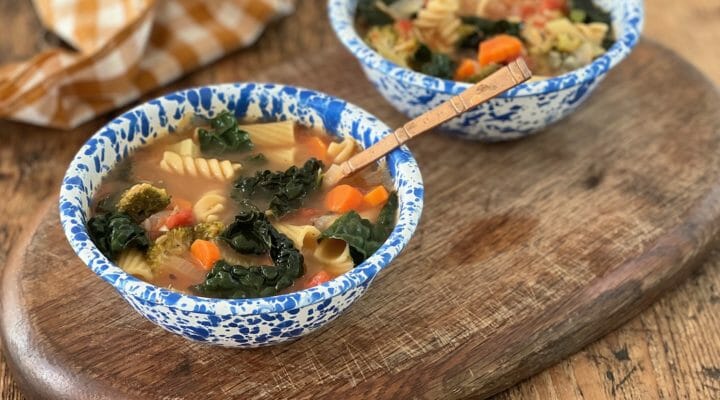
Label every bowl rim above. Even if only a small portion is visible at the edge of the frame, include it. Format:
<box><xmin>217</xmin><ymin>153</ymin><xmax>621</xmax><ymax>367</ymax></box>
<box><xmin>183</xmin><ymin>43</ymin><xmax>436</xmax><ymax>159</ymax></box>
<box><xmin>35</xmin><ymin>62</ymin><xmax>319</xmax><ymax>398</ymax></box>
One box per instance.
<box><xmin>328</xmin><ymin>0</ymin><xmax>644</xmax><ymax>97</ymax></box>
<box><xmin>59</xmin><ymin>82</ymin><xmax>424</xmax><ymax>316</ymax></box>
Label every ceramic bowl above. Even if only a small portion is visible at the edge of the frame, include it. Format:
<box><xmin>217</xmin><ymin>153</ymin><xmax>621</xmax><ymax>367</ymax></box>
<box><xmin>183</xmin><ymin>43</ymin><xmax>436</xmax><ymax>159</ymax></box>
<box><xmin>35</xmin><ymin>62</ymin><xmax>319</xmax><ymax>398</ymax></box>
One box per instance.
<box><xmin>59</xmin><ymin>83</ymin><xmax>423</xmax><ymax>347</ymax></box>
<box><xmin>329</xmin><ymin>0</ymin><xmax>644</xmax><ymax>141</ymax></box>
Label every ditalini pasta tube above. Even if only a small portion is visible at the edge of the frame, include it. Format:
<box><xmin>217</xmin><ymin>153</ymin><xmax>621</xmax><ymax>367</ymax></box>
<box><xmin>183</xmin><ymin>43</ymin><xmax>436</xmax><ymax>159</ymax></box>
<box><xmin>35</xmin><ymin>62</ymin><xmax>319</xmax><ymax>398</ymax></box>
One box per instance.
<box><xmin>314</xmin><ymin>238</ymin><xmax>354</xmax><ymax>275</ymax></box>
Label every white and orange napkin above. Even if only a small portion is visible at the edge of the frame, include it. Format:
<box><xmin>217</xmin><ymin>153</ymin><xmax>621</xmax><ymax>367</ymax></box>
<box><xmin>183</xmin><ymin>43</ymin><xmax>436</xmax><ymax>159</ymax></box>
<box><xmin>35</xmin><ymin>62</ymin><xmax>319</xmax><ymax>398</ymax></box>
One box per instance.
<box><xmin>0</xmin><ymin>0</ymin><xmax>295</xmax><ymax>128</ymax></box>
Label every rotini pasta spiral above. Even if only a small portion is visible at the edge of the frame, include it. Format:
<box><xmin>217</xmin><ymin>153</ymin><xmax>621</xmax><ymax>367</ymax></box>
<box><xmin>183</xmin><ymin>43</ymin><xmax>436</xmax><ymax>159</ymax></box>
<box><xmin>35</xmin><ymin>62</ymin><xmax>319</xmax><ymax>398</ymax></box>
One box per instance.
<box><xmin>193</xmin><ymin>190</ymin><xmax>227</xmax><ymax>222</ymax></box>
<box><xmin>160</xmin><ymin>151</ymin><xmax>241</xmax><ymax>181</ymax></box>
<box><xmin>414</xmin><ymin>0</ymin><xmax>461</xmax><ymax>53</ymax></box>
<box><xmin>327</xmin><ymin>136</ymin><xmax>359</xmax><ymax>165</ymax></box>
<box><xmin>116</xmin><ymin>249</ymin><xmax>154</xmax><ymax>281</ymax></box>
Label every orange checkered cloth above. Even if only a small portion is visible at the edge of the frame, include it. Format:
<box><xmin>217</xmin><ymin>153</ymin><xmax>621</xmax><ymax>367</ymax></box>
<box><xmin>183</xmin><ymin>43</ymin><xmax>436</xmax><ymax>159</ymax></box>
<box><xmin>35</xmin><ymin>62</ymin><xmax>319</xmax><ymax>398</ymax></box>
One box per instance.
<box><xmin>0</xmin><ymin>0</ymin><xmax>295</xmax><ymax>129</ymax></box>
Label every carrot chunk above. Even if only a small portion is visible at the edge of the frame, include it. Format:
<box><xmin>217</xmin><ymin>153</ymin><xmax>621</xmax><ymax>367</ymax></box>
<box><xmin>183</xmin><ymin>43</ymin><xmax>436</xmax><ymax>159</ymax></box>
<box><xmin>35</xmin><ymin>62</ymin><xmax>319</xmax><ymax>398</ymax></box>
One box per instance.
<box><xmin>363</xmin><ymin>185</ymin><xmax>390</xmax><ymax>208</ymax></box>
<box><xmin>454</xmin><ymin>58</ymin><xmax>480</xmax><ymax>81</ymax></box>
<box><xmin>302</xmin><ymin>136</ymin><xmax>329</xmax><ymax>164</ymax></box>
<box><xmin>190</xmin><ymin>239</ymin><xmax>221</xmax><ymax>270</ymax></box>
<box><xmin>478</xmin><ymin>34</ymin><xmax>525</xmax><ymax>66</ymax></box>
<box><xmin>324</xmin><ymin>184</ymin><xmax>364</xmax><ymax>213</ymax></box>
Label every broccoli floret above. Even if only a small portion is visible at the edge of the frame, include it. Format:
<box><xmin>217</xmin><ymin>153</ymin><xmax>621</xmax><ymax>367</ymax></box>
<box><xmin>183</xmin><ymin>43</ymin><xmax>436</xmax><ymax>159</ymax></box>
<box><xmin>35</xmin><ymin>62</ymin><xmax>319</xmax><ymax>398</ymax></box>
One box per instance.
<box><xmin>147</xmin><ymin>227</ymin><xmax>194</xmax><ymax>268</ymax></box>
<box><xmin>116</xmin><ymin>183</ymin><xmax>171</xmax><ymax>222</ymax></box>
<box><xmin>194</xmin><ymin>221</ymin><xmax>225</xmax><ymax>241</ymax></box>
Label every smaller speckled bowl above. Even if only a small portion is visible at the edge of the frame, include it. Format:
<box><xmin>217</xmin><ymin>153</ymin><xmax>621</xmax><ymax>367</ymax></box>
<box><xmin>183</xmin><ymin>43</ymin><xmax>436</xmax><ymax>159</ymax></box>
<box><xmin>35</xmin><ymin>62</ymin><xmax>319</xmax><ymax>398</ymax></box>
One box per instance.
<box><xmin>329</xmin><ymin>0</ymin><xmax>644</xmax><ymax>141</ymax></box>
<box><xmin>59</xmin><ymin>83</ymin><xmax>423</xmax><ymax>347</ymax></box>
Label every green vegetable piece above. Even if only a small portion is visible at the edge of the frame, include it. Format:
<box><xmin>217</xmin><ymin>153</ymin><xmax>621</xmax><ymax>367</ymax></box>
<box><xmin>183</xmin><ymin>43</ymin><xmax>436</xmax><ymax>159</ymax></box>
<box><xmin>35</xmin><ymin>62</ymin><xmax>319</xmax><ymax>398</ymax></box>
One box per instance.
<box><xmin>357</xmin><ymin>0</ymin><xmax>396</xmax><ymax>26</ymax></box>
<box><xmin>245</xmin><ymin>153</ymin><xmax>268</xmax><ymax>165</ymax></box>
<box><xmin>459</xmin><ymin>17</ymin><xmax>522</xmax><ymax>49</ymax></box>
<box><xmin>219</xmin><ymin>205</ymin><xmax>272</xmax><ymax>255</ymax></box>
<box><xmin>194</xmin><ymin>212</ymin><xmax>305</xmax><ymax>299</ymax></box>
<box><xmin>569</xmin><ymin>9</ymin><xmax>587</xmax><ymax>23</ymax></box>
<box><xmin>319</xmin><ymin>192</ymin><xmax>398</xmax><ymax>264</ymax></box>
<box><xmin>116</xmin><ymin>183</ymin><xmax>171</xmax><ymax>222</ymax></box>
<box><xmin>147</xmin><ymin>227</ymin><xmax>194</xmax><ymax>268</ymax></box>
<box><xmin>411</xmin><ymin>45</ymin><xmax>456</xmax><ymax>80</ymax></box>
<box><xmin>193</xmin><ymin>221</ymin><xmax>225</xmax><ymax>241</ymax></box>
<box><xmin>232</xmin><ymin>158</ymin><xmax>324</xmax><ymax>217</ymax></box>
<box><xmin>569</xmin><ymin>0</ymin><xmax>611</xmax><ymax>24</ymax></box>
<box><xmin>197</xmin><ymin>111</ymin><xmax>254</xmax><ymax>156</ymax></box>
<box><xmin>87</xmin><ymin>212</ymin><xmax>150</xmax><ymax>261</ymax></box>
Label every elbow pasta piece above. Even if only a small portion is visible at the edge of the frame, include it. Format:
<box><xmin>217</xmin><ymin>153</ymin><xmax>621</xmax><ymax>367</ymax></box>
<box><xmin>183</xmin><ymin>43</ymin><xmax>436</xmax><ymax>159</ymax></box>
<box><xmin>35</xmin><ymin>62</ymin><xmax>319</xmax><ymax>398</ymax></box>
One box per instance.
<box><xmin>327</xmin><ymin>136</ymin><xmax>359</xmax><ymax>165</ymax></box>
<box><xmin>160</xmin><ymin>151</ymin><xmax>241</xmax><ymax>181</ymax></box>
<box><xmin>273</xmin><ymin>223</ymin><xmax>321</xmax><ymax>251</ymax></box>
<box><xmin>242</xmin><ymin>121</ymin><xmax>296</xmax><ymax>147</ymax></box>
<box><xmin>116</xmin><ymin>250</ymin><xmax>154</xmax><ymax>281</ymax></box>
<box><xmin>314</xmin><ymin>239</ymin><xmax>354</xmax><ymax>275</ymax></box>
<box><xmin>193</xmin><ymin>190</ymin><xmax>227</xmax><ymax>222</ymax></box>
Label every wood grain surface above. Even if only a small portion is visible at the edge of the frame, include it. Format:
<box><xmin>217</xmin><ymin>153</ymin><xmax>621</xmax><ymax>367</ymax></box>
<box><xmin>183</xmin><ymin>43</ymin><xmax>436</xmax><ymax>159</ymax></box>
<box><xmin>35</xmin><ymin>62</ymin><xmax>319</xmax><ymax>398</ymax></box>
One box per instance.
<box><xmin>3</xmin><ymin>40</ymin><xmax>720</xmax><ymax>400</ymax></box>
<box><xmin>1</xmin><ymin>0</ymin><xmax>719</xmax><ymax>399</ymax></box>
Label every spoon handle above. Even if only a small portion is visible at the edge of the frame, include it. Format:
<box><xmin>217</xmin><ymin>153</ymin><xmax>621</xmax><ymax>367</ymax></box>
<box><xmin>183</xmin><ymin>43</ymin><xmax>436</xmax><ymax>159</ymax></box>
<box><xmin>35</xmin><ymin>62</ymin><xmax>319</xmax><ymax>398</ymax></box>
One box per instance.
<box><xmin>329</xmin><ymin>58</ymin><xmax>532</xmax><ymax>182</ymax></box>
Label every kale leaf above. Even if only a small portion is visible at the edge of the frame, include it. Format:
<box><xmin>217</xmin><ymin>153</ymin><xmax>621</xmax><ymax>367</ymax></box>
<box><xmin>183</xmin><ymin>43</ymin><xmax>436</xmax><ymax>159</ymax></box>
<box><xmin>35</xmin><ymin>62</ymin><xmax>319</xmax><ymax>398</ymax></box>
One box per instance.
<box><xmin>219</xmin><ymin>205</ymin><xmax>273</xmax><ymax>255</ymax></box>
<box><xmin>87</xmin><ymin>212</ymin><xmax>150</xmax><ymax>261</ymax></box>
<box><xmin>197</xmin><ymin>111</ymin><xmax>254</xmax><ymax>156</ymax></box>
<box><xmin>411</xmin><ymin>44</ymin><xmax>456</xmax><ymax>80</ymax></box>
<box><xmin>357</xmin><ymin>0</ymin><xmax>396</xmax><ymax>26</ymax></box>
<box><xmin>569</xmin><ymin>0</ymin><xmax>615</xmax><ymax>49</ymax></box>
<box><xmin>232</xmin><ymin>158</ymin><xmax>324</xmax><ymax>217</ymax></box>
<box><xmin>244</xmin><ymin>153</ymin><xmax>268</xmax><ymax>165</ymax></box>
<box><xmin>195</xmin><ymin>207</ymin><xmax>305</xmax><ymax>298</ymax></box>
<box><xmin>319</xmin><ymin>191</ymin><xmax>398</xmax><ymax>264</ymax></box>
<box><xmin>459</xmin><ymin>17</ymin><xmax>522</xmax><ymax>49</ymax></box>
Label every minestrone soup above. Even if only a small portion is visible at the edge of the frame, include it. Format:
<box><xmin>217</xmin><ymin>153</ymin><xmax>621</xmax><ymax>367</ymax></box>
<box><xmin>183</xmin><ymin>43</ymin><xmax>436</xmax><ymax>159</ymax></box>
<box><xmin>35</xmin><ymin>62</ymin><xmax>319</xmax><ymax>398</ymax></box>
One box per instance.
<box><xmin>87</xmin><ymin>111</ymin><xmax>397</xmax><ymax>299</ymax></box>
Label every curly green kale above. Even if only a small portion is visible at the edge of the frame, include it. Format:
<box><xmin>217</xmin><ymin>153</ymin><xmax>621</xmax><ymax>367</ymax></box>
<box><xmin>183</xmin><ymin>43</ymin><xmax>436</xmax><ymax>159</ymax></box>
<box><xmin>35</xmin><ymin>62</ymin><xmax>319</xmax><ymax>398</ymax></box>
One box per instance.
<box><xmin>87</xmin><ymin>212</ymin><xmax>150</xmax><ymax>261</ymax></box>
<box><xmin>319</xmin><ymin>191</ymin><xmax>398</xmax><ymax>264</ymax></box>
<box><xmin>459</xmin><ymin>17</ymin><xmax>522</xmax><ymax>50</ymax></box>
<box><xmin>232</xmin><ymin>158</ymin><xmax>324</xmax><ymax>217</ymax></box>
<box><xmin>116</xmin><ymin>183</ymin><xmax>171</xmax><ymax>222</ymax></box>
<box><xmin>411</xmin><ymin>44</ymin><xmax>456</xmax><ymax>80</ymax></box>
<box><xmin>194</xmin><ymin>206</ymin><xmax>304</xmax><ymax>298</ymax></box>
<box><xmin>218</xmin><ymin>206</ymin><xmax>272</xmax><ymax>255</ymax></box>
<box><xmin>197</xmin><ymin>111</ymin><xmax>254</xmax><ymax>156</ymax></box>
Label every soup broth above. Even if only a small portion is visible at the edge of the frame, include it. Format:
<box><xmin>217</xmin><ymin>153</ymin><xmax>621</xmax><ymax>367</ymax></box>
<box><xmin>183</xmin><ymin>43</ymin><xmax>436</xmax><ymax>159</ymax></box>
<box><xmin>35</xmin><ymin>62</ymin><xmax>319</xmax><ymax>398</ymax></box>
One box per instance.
<box><xmin>88</xmin><ymin>112</ymin><xmax>396</xmax><ymax>299</ymax></box>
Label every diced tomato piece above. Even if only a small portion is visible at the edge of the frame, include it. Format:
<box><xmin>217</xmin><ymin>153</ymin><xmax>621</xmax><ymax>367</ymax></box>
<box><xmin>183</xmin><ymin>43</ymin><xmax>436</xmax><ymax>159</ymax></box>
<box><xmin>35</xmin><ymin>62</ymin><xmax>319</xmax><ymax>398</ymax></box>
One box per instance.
<box><xmin>542</xmin><ymin>0</ymin><xmax>566</xmax><ymax>11</ymax></box>
<box><xmin>305</xmin><ymin>271</ymin><xmax>332</xmax><ymax>288</ymax></box>
<box><xmin>165</xmin><ymin>209</ymin><xmax>195</xmax><ymax>229</ymax></box>
<box><xmin>395</xmin><ymin>19</ymin><xmax>413</xmax><ymax>35</ymax></box>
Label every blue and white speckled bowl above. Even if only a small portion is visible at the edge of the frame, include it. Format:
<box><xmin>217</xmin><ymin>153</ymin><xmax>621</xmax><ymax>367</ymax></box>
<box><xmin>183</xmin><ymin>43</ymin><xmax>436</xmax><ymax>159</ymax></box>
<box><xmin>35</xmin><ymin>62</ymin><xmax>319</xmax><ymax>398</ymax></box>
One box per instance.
<box><xmin>59</xmin><ymin>83</ymin><xmax>423</xmax><ymax>347</ymax></box>
<box><xmin>329</xmin><ymin>0</ymin><xmax>644</xmax><ymax>140</ymax></box>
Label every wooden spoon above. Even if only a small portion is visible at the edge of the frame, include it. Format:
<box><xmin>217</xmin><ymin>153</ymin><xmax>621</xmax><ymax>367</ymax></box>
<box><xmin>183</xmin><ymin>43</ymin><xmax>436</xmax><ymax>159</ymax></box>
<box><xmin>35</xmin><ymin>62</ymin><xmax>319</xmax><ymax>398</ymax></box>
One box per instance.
<box><xmin>322</xmin><ymin>58</ymin><xmax>532</xmax><ymax>188</ymax></box>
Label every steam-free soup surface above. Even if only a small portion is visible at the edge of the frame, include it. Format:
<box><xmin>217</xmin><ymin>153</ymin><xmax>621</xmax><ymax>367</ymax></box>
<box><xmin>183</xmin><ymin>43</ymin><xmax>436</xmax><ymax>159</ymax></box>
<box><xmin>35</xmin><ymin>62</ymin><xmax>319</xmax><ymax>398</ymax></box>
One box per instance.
<box><xmin>88</xmin><ymin>112</ymin><xmax>397</xmax><ymax>298</ymax></box>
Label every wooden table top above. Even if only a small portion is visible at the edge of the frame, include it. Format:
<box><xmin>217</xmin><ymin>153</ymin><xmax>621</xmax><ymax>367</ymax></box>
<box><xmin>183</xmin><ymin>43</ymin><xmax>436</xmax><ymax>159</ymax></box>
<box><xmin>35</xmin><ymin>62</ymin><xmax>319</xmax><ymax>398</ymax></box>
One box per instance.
<box><xmin>1</xmin><ymin>1</ymin><xmax>719</xmax><ymax>399</ymax></box>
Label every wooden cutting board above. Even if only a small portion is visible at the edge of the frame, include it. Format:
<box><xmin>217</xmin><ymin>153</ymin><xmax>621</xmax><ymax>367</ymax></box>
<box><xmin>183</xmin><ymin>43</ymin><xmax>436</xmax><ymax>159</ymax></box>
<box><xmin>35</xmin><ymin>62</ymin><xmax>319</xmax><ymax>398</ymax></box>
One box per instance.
<box><xmin>3</xmin><ymin>40</ymin><xmax>720</xmax><ymax>400</ymax></box>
